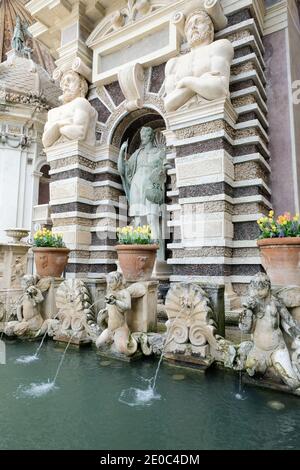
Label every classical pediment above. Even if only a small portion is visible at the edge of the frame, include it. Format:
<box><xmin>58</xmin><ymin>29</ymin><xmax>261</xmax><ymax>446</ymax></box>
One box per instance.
<box><xmin>86</xmin><ymin>1</ymin><xmax>170</xmax><ymax>47</ymax></box>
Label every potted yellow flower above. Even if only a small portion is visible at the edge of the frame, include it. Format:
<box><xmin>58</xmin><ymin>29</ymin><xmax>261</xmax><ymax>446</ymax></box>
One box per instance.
<box><xmin>257</xmin><ymin>211</ymin><xmax>300</xmax><ymax>286</ymax></box>
<box><xmin>32</xmin><ymin>228</ymin><xmax>70</xmax><ymax>278</ymax></box>
<box><xmin>116</xmin><ymin>225</ymin><xmax>158</xmax><ymax>281</ymax></box>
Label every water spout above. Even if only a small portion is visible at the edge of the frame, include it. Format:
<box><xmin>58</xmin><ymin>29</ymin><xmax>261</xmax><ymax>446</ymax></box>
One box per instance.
<box><xmin>16</xmin><ymin>335</ymin><xmax>74</xmax><ymax>399</ymax></box>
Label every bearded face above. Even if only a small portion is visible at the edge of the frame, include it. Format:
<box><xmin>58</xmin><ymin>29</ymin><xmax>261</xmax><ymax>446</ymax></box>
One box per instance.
<box><xmin>60</xmin><ymin>72</ymin><xmax>82</xmax><ymax>104</ymax></box>
<box><xmin>185</xmin><ymin>11</ymin><xmax>214</xmax><ymax>48</ymax></box>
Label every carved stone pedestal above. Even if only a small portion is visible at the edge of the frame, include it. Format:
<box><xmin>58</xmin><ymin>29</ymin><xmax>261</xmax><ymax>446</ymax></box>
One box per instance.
<box><xmin>96</xmin><ymin>348</ymin><xmax>143</xmax><ymax>363</ymax></box>
<box><xmin>164</xmin><ymin>352</ymin><xmax>214</xmax><ymax>371</ymax></box>
<box><xmin>126</xmin><ymin>280</ymin><xmax>158</xmax><ymax>333</ymax></box>
<box><xmin>0</xmin><ymin>243</ymin><xmax>31</xmax><ymax>290</ymax></box>
<box><xmin>43</xmin><ymin>278</ymin><xmax>64</xmax><ymax>320</ymax></box>
<box><xmin>53</xmin><ymin>335</ymin><xmax>92</xmax><ymax>347</ymax></box>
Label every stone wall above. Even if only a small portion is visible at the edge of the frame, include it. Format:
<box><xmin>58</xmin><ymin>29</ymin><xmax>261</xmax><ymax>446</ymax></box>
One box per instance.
<box><xmin>47</xmin><ymin>2</ymin><xmax>270</xmax><ymax>296</ymax></box>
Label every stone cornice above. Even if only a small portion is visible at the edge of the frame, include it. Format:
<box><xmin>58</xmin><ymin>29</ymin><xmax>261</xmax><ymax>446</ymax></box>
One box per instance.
<box><xmin>264</xmin><ymin>0</ymin><xmax>288</xmax><ymax>36</ymax></box>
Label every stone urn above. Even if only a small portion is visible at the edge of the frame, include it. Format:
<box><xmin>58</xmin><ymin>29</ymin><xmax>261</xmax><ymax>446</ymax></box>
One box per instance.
<box><xmin>32</xmin><ymin>247</ymin><xmax>70</xmax><ymax>278</ymax></box>
<box><xmin>257</xmin><ymin>238</ymin><xmax>300</xmax><ymax>286</ymax></box>
<box><xmin>5</xmin><ymin>228</ymin><xmax>29</xmax><ymax>243</ymax></box>
<box><xmin>116</xmin><ymin>244</ymin><xmax>158</xmax><ymax>282</ymax></box>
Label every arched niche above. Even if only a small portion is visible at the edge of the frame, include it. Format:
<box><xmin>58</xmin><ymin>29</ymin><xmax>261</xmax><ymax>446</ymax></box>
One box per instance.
<box><xmin>110</xmin><ymin>107</ymin><xmax>173</xmax><ymax>280</ymax></box>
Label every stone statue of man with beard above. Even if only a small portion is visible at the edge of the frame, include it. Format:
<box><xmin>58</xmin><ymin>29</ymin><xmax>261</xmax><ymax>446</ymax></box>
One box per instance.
<box><xmin>42</xmin><ymin>70</ymin><xmax>97</xmax><ymax>148</ymax></box>
<box><xmin>164</xmin><ymin>9</ymin><xmax>234</xmax><ymax>112</ymax></box>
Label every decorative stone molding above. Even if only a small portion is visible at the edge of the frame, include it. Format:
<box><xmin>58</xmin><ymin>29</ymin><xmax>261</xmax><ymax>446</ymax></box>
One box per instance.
<box><xmin>118</xmin><ymin>63</ymin><xmax>145</xmax><ymax>111</ymax></box>
<box><xmin>86</xmin><ymin>0</ymin><xmax>228</xmax><ymax>86</ymax></box>
<box><xmin>111</xmin><ymin>0</ymin><xmax>153</xmax><ymax>31</ymax></box>
<box><xmin>165</xmin><ymin>97</ymin><xmax>237</xmax><ymax>130</ymax></box>
<box><xmin>264</xmin><ymin>0</ymin><xmax>288</xmax><ymax>36</ymax></box>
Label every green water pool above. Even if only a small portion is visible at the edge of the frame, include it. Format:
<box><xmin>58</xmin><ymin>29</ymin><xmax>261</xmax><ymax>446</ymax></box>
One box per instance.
<box><xmin>0</xmin><ymin>339</ymin><xmax>299</xmax><ymax>450</ymax></box>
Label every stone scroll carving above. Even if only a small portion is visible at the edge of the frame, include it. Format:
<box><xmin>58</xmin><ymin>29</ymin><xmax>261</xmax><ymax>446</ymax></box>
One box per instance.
<box><xmin>118</xmin><ymin>63</ymin><xmax>145</xmax><ymax>111</ymax></box>
<box><xmin>42</xmin><ymin>70</ymin><xmax>97</xmax><ymax>148</ymax></box>
<box><xmin>239</xmin><ymin>273</ymin><xmax>300</xmax><ymax>394</ymax></box>
<box><xmin>164</xmin><ymin>3</ymin><xmax>233</xmax><ymax>113</ymax></box>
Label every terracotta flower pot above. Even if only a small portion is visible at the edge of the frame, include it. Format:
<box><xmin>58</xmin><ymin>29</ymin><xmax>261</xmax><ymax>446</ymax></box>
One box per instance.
<box><xmin>33</xmin><ymin>247</ymin><xmax>70</xmax><ymax>278</ymax></box>
<box><xmin>257</xmin><ymin>237</ymin><xmax>300</xmax><ymax>286</ymax></box>
<box><xmin>116</xmin><ymin>244</ymin><xmax>159</xmax><ymax>282</ymax></box>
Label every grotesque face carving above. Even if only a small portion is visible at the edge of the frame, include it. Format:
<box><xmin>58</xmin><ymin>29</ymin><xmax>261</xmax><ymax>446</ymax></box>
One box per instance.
<box><xmin>60</xmin><ymin>71</ymin><xmax>88</xmax><ymax>104</ymax></box>
<box><xmin>184</xmin><ymin>10</ymin><xmax>214</xmax><ymax>48</ymax></box>
<box><xmin>140</xmin><ymin>126</ymin><xmax>154</xmax><ymax>146</ymax></box>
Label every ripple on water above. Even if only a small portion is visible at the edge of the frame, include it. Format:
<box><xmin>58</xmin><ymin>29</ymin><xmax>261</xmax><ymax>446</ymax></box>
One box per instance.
<box><xmin>15</xmin><ymin>381</ymin><xmax>58</xmax><ymax>399</ymax></box>
<box><xmin>119</xmin><ymin>386</ymin><xmax>161</xmax><ymax>407</ymax></box>
<box><xmin>268</xmin><ymin>400</ymin><xmax>286</xmax><ymax>411</ymax></box>
<box><xmin>15</xmin><ymin>355</ymin><xmax>39</xmax><ymax>364</ymax></box>
<box><xmin>172</xmin><ymin>374</ymin><xmax>186</xmax><ymax>381</ymax></box>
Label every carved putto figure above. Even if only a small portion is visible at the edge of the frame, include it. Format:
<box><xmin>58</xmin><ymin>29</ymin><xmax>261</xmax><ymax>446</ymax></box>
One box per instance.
<box><xmin>4</xmin><ymin>276</ymin><xmax>52</xmax><ymax>337</ymax></box>
<box><xmin>164</xmin><ymin>9</ymin><xmax>234</xmax><ymax>112</ymax></box>
<box><xmin>118</xmin><ymin>127</ymin><xmax>168</xmax><ymax>251</ymax></box>
<box><xmin>42</xmin><ymin>70</ymin><xmax>97</xmax><ymax>148</ymax></box>
<box><xmin>239</xmin><ymin>273</ymin><xmax>300</xmax><ymax>393</ymax></box>
<box><xmin>96</xmin><ymin>272</ymin><xmax>138</xmax><ymax>356</ymax></box>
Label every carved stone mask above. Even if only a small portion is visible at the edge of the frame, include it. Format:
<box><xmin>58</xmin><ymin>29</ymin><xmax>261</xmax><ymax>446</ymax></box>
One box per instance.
<box><xmin>184</xmin><ymin>10</ymin><xmax>214</xmax><ymax>48</ymax></box>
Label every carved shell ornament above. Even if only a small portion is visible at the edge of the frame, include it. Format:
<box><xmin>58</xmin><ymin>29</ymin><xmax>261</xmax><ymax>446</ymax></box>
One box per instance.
<box><xmin>165</xmin><ymin>283</ymin><xmax>214</xmax><ymax>325</ymax></box>
<box><xmin>56</xmin><ymin>280</ymin><xmax>96</xmax><ymax>334</ymax></box>
<box><xmin>165</xmin><ymin>283</ymin><xmax>217</xmax><ymax>350</ymax></box>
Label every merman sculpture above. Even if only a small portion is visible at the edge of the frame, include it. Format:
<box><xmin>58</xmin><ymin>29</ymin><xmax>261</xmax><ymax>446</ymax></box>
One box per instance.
<box><xmin>239</xmin><ymin>273</ymin><xmax>300</xmax><ymax>393</ymax></box>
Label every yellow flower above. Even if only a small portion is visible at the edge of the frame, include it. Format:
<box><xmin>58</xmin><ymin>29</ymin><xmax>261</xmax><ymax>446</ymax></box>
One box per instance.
<box><xmin>293</xmin><ymin>214</ymin><xmax>299</xmax><ymax>222</ymax></box>
<box><xmin>269</xmin><ymin>210</ymin><xmax>274</xmax><ymax>218</ymax></box>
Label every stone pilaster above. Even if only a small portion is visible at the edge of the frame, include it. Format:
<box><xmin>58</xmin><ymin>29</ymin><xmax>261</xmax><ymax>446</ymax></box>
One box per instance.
<box><xmin>166</xmin><ymin>99</ymin><xmax>237</xmax><ymax>289</ymax></box>
<box><xmin>164</xmin><ymin>4</ymin><xmax>270</xmax><ymax>295</ymax></box>
<box><xmin>47</xmin><ymin>140</ymin><xmax>126</xmax><ymax>279</ymax></box>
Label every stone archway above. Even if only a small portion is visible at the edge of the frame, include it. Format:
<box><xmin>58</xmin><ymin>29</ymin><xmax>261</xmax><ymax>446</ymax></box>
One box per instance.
<box><xmin>110</xmin><ymin>107</ymin><xmax>166</xmax><ymax>152</ymax></box>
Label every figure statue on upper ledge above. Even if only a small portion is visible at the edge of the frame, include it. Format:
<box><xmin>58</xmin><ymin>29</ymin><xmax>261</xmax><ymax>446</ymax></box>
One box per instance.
<box><xmin>11</xmin><ymin>16</ymin><xmax>25</xmax><ymax>53</ymax></box>
<box><xmin>164</xmin><ymin>9</ymin><xmax>234</xmax><ymax>113</ymax></box>
<box><xmin>239</xmin><ymin>273</ymin><xmax>300</xmax><ymax>393</ymax></box>
<box><xmin>42</xmin><ymin>70</ymin><xmax>97</xmax><ymax>148</ymax></box>
<box><xmin>118</xmin><ymin>127</ymin><xmax>169</xmax><ymax>258</ymax></box>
